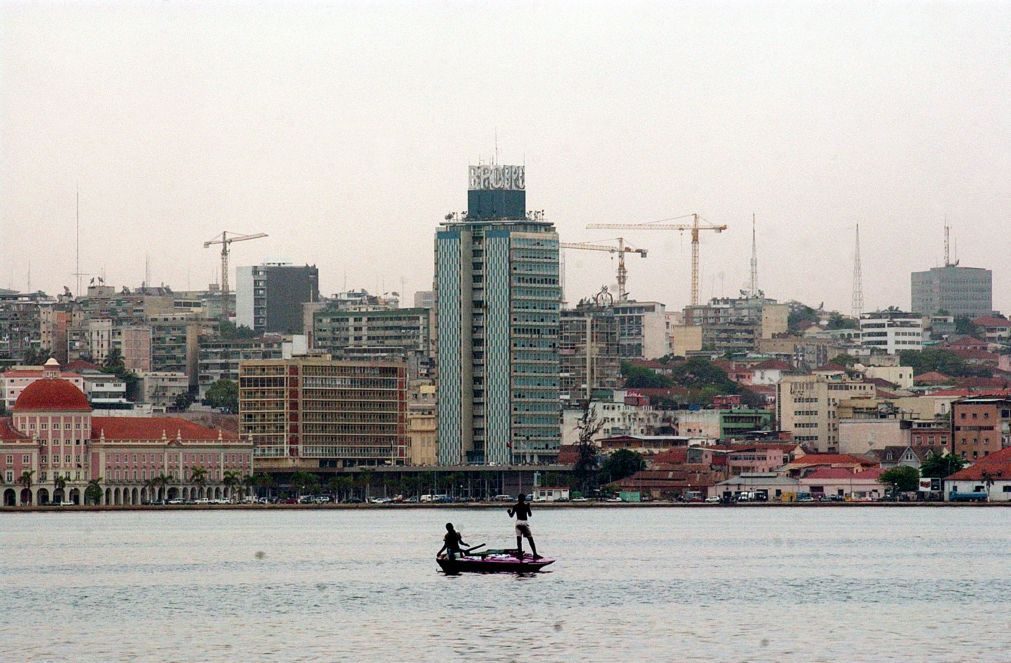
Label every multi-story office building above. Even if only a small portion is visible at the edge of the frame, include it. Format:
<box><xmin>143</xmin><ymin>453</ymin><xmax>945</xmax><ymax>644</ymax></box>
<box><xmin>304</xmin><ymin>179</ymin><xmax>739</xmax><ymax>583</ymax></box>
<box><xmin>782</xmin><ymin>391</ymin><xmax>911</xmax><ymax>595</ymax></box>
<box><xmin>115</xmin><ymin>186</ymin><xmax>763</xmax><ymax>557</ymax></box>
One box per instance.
<box><xmin>859</xmin><ymin>310</ymin><xmax>926</xmax><ymax>355</ymax></box>
<box><xmin>911</xmin><ymin>265</ymin><xmax>992</xmax><ymax>318</ymax></box>
<box><xmin>776</xmin><ymin>374</ymin><xmax>876</xmax><ymax>452</ymax></box>
<box><xmin>198</xmin><ymin>334</ymin><xmax>285</xmax><ymax>391</ymax></box>
<box><xmin>0</xmin><ymin>290</ymin><xmax>48</xmax><ymax>367</ymax></box>
<box><xmin>435</xmin><ymin>164</ymin><xmax>560</xmax><ymax>465</ymax></box>
<box><xmin>406</xmin><ymin>381</ymin><xmax>437</xmax><ymax>466</ymax></box>
<box><xmin>560</xmin><ymin>303</ymin><xmax>621</xmax><ymax>405</ymax></box>
<box><xmin>951</xmin><ymin>397</ymin><xmax>1011</xmax><ymax>461</ymax></box>
<box><xmin>239</xmin><ymin>357</ymin><xmax>407</xmax><ymax>468</ymax></box>
<box><xmin>612</xmin><ymin>300</ymin><xmax>669</xmax><ymax>359</ymax></box>
<box><xmin>312</xmin><ymin>306</ymin><xmax>431</xmax><ymax>378</ymax></box>
<box><xmin>235</xmin><ymin>263</ymin><xmax>319</xmax><ymax>334</ymax></box>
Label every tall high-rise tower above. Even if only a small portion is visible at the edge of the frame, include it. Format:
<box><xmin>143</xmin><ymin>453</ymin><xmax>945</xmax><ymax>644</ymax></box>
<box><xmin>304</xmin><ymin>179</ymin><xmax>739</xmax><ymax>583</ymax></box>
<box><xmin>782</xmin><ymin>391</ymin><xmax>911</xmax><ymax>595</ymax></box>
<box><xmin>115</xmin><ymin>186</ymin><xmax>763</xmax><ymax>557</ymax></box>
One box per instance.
<box><xmin>852</xmin><ymin>224</ymin><xmax>864</xmax><ymax>318</ymax></box>
<box><xmin>434</xmin><ymin>164</ymin><xmax>560</xmax><ymax>465</ymax></box>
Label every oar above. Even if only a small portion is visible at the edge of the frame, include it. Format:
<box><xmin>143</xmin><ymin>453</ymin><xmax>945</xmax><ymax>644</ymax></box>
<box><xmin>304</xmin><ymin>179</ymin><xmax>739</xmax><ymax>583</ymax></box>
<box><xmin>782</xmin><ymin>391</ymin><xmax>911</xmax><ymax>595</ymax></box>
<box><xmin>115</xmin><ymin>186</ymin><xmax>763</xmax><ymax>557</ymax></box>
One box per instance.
<box><xmin>463</xmin><ymin>543</ymin><xmax>486</xmax><ymax>554</ymax></box>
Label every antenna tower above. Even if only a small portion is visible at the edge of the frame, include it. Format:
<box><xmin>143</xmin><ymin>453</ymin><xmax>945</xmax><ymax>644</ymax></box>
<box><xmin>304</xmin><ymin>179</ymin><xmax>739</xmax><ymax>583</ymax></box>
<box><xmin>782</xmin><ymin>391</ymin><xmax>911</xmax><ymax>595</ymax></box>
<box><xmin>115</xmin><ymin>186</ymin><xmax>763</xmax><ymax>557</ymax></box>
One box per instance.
<box><xmin>851</xmin><ymin>224</ymin><xmax>864</xmax><ymax>318</ymax></box>
<box><xmin>944</xmin><ymin>222</ymin><xmax>951</xmax><ymax>267</ymax></box>
<box><xmin>749</xmin><ymin>213</ymin><xmax>758</xmax><ymax>297</ymax></box>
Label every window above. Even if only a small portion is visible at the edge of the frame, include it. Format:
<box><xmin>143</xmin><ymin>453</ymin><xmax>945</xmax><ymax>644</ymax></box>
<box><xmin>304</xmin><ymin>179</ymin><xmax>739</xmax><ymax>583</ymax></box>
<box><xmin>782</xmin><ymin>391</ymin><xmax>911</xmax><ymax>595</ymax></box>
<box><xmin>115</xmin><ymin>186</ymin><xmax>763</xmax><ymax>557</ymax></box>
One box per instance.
<box><xmin>22</xmin><ymin>455</ymin><xmax>29</xmax><ymax>464</ymax></box>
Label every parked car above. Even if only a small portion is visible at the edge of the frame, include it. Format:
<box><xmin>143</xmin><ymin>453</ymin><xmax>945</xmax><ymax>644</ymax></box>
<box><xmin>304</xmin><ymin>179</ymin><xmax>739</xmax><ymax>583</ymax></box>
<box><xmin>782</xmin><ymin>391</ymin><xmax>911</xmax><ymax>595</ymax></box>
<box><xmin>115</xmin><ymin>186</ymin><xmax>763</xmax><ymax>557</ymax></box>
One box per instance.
<box><xmin>492</xmin><ymin>494</ymin><xmax>513</xmax><ymax>502</ymax></box>
<box><xmin>704</xmin><ymin>496</ymin><xmax>720</xmax><ymax>503</ymax></box>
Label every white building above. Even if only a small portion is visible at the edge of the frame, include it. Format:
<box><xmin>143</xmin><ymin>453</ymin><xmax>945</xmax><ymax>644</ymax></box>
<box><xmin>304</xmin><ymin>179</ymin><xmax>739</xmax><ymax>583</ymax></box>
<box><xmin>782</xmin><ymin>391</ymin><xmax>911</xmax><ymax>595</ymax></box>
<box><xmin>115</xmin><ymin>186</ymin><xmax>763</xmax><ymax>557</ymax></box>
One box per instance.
<box><xmin>859</xmin><ymin>311</ymin><xmax>926</xmax><ymax>355</ymax></box>
<box><xmin>561</xmin><ymin>391</ymin><xmax>673</xmax><ymax>445</ymax></box>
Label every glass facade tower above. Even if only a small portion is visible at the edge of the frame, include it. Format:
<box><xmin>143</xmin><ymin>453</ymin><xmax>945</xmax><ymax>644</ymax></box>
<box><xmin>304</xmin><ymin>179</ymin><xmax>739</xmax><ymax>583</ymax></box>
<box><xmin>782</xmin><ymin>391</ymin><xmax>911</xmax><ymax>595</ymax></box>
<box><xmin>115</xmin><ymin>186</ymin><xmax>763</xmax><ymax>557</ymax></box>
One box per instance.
<box><xmin>435</xmin><ymin>166</ymin><xmax>560</xmax><ymax>465</ymax></box>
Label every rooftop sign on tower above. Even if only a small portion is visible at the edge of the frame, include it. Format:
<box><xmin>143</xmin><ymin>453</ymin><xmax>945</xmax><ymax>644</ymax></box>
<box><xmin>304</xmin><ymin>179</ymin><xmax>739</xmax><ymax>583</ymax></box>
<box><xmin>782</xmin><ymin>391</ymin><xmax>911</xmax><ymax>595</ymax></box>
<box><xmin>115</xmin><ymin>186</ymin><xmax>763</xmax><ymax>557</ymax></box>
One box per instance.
<box><xmin>466</xmin><ymin>164</ymin><xmax>526</xmax><ymax>221</ymax></box>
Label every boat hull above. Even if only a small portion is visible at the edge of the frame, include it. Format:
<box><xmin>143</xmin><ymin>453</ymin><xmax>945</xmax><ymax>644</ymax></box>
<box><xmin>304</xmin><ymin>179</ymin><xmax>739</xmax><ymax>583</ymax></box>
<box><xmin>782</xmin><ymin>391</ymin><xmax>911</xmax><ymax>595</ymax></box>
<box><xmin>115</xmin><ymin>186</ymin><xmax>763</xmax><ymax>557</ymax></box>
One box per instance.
<box><xmin>437</xmin><ymin>553</ymin><xmax>554</xmax><ymax>574</ymax></box>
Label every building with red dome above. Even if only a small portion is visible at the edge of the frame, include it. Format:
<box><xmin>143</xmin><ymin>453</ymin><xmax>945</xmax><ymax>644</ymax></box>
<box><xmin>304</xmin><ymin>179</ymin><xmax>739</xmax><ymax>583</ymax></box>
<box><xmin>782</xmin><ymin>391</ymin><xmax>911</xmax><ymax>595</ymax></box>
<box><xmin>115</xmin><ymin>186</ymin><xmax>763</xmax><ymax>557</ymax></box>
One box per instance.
<box><xmin>1</xmin><ymin>359</ymin><xmax>252</xmax><ymax>506</ymax></box>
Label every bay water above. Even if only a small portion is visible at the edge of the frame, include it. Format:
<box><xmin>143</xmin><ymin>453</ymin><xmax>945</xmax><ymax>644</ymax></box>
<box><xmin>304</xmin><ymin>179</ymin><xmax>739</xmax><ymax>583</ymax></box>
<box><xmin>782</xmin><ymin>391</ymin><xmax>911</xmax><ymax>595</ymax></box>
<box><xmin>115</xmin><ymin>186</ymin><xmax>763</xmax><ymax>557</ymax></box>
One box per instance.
<box><xmin>2</xmin><ymin>507</ymin><xmax>1009</xmax><ymax>662</ymax></box>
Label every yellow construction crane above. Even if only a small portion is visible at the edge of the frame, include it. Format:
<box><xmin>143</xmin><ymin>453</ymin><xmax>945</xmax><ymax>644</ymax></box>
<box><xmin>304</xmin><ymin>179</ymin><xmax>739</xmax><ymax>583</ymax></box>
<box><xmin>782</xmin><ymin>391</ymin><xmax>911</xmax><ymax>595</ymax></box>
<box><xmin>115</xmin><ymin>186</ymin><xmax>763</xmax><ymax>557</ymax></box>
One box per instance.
<box><xmin>203</xmin><ymin>231</ymin><xmax>268</xmax><ymax>321</ymax></box>
<box><xmin>587</xmin><ymin>213</ymin><xmax>727</xmax><ymax>306</ymax></box>
<box><xmin>560</xmin><ymin>237</ymin><xmax>646</xmax><ymax>302</ymax></box>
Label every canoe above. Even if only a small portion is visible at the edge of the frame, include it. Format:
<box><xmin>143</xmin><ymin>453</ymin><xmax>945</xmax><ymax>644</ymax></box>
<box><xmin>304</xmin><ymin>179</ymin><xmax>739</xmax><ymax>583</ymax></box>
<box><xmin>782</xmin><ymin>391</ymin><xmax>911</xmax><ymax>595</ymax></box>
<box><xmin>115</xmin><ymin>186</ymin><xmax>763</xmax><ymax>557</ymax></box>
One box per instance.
<box><xmin>437</xmin><ymin>550</ymin><xmax>555</xmax><ymax>574</ymax></box>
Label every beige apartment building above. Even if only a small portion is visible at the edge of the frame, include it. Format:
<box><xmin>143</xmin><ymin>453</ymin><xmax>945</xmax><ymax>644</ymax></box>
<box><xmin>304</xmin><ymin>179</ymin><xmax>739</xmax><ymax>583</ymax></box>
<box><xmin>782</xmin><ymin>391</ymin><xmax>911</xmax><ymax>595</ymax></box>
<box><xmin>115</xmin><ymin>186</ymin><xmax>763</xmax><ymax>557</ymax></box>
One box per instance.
<box><xmin>239</xmin><ymin>357</ymin><xmax>407</xmax><ymax>469</ymax></box>
<box><xmin>406</xmin><ymin>381</ymin><xmax>437</xmax><ymax>465</ymax></box>
<box><xmin>776</xmin><ymin>374</ymin><xmax>875</xmax><ymax>452</ymax></box>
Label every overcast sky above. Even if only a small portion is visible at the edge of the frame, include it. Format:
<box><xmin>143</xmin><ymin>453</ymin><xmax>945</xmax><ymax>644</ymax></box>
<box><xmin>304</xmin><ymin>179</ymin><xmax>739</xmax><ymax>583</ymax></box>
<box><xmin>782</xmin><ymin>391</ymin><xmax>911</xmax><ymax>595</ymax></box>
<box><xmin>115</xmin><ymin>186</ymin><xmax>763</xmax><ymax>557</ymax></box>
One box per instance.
<box><xmin>2</xmin><ymin>1</ymin><xmax>1008</xmax><ymax>315</ymax></box>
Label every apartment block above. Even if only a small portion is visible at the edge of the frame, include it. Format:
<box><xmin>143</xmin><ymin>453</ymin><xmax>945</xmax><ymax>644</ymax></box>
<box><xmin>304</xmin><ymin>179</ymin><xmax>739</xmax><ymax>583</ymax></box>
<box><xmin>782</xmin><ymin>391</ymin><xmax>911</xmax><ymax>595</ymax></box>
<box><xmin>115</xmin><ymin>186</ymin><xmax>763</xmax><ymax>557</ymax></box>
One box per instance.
<box><xmin>776</xmin><ymin>374</ymin><xmax>876</xmax><ymax>452</ymax></box>
<box><xmin>560</xmin><ymin>304</ymin><xmax>621</xmax><ymax>405</ymax></box>
<box><xmin>859</xmin><ymin>310</ymin><xmax>926</xmax><ymax>355</ymax></box>
<box><xmin>951</xmin><ymin>397</ymin><xmax>1011</xmax><ymax>461</ymax></box>
<box><xmin>239</xmin><ymin>358</ymin><xmax>407</xmax><ymax>468</ymax></box>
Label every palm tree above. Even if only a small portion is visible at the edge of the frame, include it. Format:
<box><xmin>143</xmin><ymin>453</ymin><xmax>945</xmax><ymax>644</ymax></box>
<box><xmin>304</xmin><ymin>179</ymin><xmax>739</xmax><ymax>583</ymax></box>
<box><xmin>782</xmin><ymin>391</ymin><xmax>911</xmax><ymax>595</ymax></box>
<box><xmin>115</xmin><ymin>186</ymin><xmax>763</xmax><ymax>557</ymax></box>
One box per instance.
<box><xmin>17</xmin><ymin>469</ymin><xmax>34</xmax><ymax>504</ymax></box>
<box><xmin>152</xmin><ymin>472</ymin><xmax>174</xmax><ymax>503</ymax></box>
<box><xmin>53</xmin><ymin>473</ymin><xmax>68</xmax><ymax>504</ymax></box>
<box><xmin>290</xmin><ymin>471</ymin><xmax>316</xmax><ymax>499</ymax></box>
<box><xmin>358</xmin><ymin>468</ymin><xmax>374</xmax><ymax>501</ymax></box>
<box><xmin>223</xmin><ymin>470</ymin><xmax>242</xmax><ymax>501</ymax></box>
<box><xmin>189</xmin><ymin>466</ymin><xmax>208</xmax><ymax>498</ymax></box>
<box><xmin>252</xmin><ymin>472</ymin><xmax>275</xmax><ymax>500</ymax></box>
<box><xmin>981</xmin><ymin>470</ymin><xmax>996</xmax><ymax>502</ymax></box>
<box><xmin>84</xmin><ymin>477</ymin><xmax>103</xmax><ymax>505</ymax></box>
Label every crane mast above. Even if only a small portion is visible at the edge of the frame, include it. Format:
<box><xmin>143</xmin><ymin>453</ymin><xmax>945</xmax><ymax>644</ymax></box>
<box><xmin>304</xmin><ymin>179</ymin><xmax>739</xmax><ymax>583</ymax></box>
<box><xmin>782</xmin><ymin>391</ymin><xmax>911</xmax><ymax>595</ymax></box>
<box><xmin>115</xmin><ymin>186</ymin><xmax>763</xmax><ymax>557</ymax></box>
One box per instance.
<box><xmin>559</xmin><ymin>237</ymin><xmax>647</xmax><ymax>302</ymax></box>
<box><xmin>587</xmin><ymin>213</ymin><xmax>727</xmax><ymax>306</ymax></box>
<box><xmin>203</xmin><ymin>231</ymin><xmax>268</xmax><ymax>321</ymax></box>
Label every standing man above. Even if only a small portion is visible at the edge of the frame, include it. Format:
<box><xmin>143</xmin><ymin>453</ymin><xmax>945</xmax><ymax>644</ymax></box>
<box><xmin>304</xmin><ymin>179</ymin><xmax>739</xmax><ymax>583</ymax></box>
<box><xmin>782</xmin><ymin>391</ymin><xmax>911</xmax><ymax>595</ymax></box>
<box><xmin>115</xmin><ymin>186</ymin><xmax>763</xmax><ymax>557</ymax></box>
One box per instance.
<box><xmin>507</xmin><ymin>494</ymin><xmax>540</xmax><ymax>559</ymax></box>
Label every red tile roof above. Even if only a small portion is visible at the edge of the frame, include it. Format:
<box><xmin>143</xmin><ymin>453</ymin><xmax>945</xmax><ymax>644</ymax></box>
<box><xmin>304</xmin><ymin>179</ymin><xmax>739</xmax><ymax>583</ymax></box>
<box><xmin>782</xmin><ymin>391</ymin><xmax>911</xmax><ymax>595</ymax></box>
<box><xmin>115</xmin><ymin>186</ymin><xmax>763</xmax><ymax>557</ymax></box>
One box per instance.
<box><xmin>946</xmin><ymin>448</ymin><xmax>1011</xmax><ymax>481</ymax></box>
<box><xmin>91</xmin><ymin>417</ymin><xmax>239</xmax><ymax>441</ymax></box>
<box><xmin>814</xmin><ymin>363</ymin><xmax>848</xmax><ymax>372</ymax></box>
<box><xmin>13</xmin><ymin>378</ymin><xmax>91</xmax><ymax>412</ymax></box>
<box><xmin>972</xmin><ymin>316</ymin><xmax>1010</xmax><ymax>329</ymax></box>
<box><xmin>0</xmin><ymin>417</ymin><xmax>29</xmax><ymax>441</ymax></box>
<box><xmin>915</xmin><ymin>371</ymin><xmax>952</xmax><ymax>385</ymax></box>
<box><xmin>65</xmin><ymin>359</ymin><xmax>101</xmax><ymax>372</ymax></box>
<box><xmin>788</xmin><ymin>453</ymin><xmax>878</xmax><ymax>467</ymax></box>
<box><xmin>802</xmin><ymin>467</ymin><xmax>884</xmax><ymax>480</ymax></box>
<box><xmin>753</xmin><ymin>359</ymin><xmax>792</xmax><ymax>371</ymax></box>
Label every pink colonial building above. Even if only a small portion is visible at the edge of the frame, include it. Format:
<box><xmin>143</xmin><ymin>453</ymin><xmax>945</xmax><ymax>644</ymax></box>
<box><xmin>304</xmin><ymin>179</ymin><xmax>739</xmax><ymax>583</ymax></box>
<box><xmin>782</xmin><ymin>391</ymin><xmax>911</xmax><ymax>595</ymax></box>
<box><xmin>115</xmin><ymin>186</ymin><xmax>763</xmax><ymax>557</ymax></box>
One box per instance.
<box><xmin>1</xmin><ymin>359</ymin><xmax>252</xmax><ymax>506</ymax></box>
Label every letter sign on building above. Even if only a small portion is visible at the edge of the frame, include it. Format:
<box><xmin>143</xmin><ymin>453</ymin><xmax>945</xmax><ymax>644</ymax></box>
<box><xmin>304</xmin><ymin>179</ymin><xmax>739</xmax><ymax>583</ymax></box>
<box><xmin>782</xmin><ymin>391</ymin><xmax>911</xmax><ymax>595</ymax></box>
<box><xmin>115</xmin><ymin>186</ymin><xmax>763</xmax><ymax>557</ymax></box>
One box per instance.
<box><xmin>468</xmin><ymin>165</ymin><xmax>525</xmax><ymax>191</ymax></box>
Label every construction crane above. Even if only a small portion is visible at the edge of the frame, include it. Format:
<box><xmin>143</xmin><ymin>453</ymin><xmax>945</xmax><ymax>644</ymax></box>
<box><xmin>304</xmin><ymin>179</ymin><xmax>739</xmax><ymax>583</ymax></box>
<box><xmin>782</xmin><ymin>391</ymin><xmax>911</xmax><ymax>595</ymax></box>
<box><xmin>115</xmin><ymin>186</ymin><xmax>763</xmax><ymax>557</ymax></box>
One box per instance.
<box><xmin>560</xmin><ymin>237</ymin><xmax>646</xmax><ymax>302</ymax></box>
<box><xmin>203</xmin><ymin>231</ymin><xmax>268</xmax><ymax>321</ymax></box>
<box><xmin>587</xmin><ymin>213</ymin><xmax>727</xmax><ymax>306</ymax></box>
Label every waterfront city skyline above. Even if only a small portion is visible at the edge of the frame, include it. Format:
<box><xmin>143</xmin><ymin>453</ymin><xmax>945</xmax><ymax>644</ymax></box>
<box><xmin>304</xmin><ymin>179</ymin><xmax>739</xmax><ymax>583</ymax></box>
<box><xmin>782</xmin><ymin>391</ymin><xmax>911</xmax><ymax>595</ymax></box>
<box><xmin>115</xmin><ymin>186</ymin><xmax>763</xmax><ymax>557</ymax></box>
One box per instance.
<box><xmin>2</xmin><ymin>2</ymin><xmax>1009</xmax><ymax>313</ymax></box>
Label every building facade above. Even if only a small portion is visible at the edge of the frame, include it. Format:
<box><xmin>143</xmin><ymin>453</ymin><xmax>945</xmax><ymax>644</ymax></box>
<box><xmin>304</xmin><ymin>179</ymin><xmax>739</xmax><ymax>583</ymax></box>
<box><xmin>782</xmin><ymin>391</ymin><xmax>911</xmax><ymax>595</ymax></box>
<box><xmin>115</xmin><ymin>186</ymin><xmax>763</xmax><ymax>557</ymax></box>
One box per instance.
<box><xmin>0</xmin><ymin>360</ymin><xmax>251</xmax><ymax>506</ymax></box>
<box><xmin>236</xmin><ymin>263</ymin><xmax>320</xmax><ymax>334</ymax></box>
<box><xmin>776</xmin><ymin>374</ymin><xmax>876</xmax><ymax>452</ymax></box>
<box><xmin>435</xmin><ymin>165</ymin><xmax>560</xmax><ymax>465</ymax></box>
<box><xmin>911</xmin><ymin>265</ymin><xmax>992</xmax><ymax>319</ymax></box>
<box><xmin>951</xmin><ymin>397</ymin><xmax>1011</xmax><ymax>461</ymax></box>
<box><xmin>312</xmin><ymin>306</ymin><xmax>431</xmax><ymax>378</ymax></box>
<box><xmin>560</xmin><ymin>304</ymin><xmax>621</xmax><ymax>405</ymax></box>
<box><xmin>239</xmin><ymin>358</ymin><xmax>407</xmax><ymax>468</ymax></box>
<box><xmin>859</xmin><ymin>310</ymin><xmax>926</xmax><ymax>355</ymax></box>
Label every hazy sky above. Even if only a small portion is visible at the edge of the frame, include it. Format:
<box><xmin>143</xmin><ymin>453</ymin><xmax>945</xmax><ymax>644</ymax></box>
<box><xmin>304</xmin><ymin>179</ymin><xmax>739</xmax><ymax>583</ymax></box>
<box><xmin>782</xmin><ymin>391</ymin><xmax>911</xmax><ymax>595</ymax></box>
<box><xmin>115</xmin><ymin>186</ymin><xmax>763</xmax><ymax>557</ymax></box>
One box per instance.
<box><xmin>2</xmin><ymin>1</ymin><xmax>1008</xmax><ymax>314</ymax></box>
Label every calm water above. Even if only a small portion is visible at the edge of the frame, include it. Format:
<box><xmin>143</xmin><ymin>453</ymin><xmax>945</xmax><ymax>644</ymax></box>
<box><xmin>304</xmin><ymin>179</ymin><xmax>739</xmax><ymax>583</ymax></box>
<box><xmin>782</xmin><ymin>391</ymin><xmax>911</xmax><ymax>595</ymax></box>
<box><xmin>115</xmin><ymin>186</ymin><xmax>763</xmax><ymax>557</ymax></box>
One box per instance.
<box><xmin>2</xmin><ymin>507</ymin><xmax>1010</xmax><ymax>662</ymax></box>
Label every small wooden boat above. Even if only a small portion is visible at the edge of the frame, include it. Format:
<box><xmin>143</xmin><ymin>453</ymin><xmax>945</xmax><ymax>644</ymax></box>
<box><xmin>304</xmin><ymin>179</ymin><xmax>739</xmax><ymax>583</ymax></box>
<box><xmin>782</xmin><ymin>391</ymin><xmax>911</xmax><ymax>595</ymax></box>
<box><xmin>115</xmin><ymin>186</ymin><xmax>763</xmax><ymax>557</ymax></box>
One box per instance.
<box><xmin>437</xmin><ymin>549</ymin><xmax>555</xmax><ymax>574</ymax></box>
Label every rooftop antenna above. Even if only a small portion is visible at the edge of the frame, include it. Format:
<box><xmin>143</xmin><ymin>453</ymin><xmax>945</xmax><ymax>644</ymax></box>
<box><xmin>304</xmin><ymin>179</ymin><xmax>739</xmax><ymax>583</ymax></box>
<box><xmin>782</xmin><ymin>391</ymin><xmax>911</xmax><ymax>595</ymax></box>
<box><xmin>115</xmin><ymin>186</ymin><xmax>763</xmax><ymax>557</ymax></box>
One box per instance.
<box><xmin>26</xmin><ymin>258</ymin><xmax>31</xmax><ymax>293</ymax></box>
<box><xmin>494</xmin><ymin>128</ymin><xmax>499</xmax><ymax>165</ymax></box>
<box><xmin>852</xmin><ymin>224</ymin><xmax>864</xmax><ymax>318</ymax></box>
<box><xmin>145</xmin><ymin>254</ymin><xmax>151</xmax><ymax>289</ymax></box>
<box><xmin>75</xmin><ymin>188</ymin><xmax>80</xmax><ymax>296</ymax></box>
<box><xmin>944</xmin><ymin>220</ymin><xmax>951</xmax><ymax>267</ymax></box>
<box><xmin>749</xmin><ymin>213</ymin><xmax>758</xmax><ymax>297</ymax></box>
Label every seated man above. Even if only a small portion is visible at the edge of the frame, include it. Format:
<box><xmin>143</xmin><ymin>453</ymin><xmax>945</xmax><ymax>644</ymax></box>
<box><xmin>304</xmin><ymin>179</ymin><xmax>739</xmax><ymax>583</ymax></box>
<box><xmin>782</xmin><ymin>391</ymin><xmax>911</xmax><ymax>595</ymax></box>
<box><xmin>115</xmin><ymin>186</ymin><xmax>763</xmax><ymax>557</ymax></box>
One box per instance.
<box><xmin>437</xmin><ymin>522</ymin><xmax>469</xmax><ymax>560</ymax></box>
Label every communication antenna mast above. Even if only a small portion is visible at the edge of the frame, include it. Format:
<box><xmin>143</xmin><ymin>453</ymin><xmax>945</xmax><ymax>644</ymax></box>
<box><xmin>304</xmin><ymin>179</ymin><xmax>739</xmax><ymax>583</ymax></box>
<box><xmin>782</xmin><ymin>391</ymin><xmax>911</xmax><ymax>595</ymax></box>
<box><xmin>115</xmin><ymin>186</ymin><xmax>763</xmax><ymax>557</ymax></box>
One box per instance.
<box><xmin>944</xmin><ymin>222</ymin><xmax>951</xmax><ymax>267</ymax></box>
<box><xmin>749</xmin><ymin>213</ymin><xmax>758</xmax><ymax>297</ymax></box>
<box><xmin>852</xmin><ymin>224</ymin><xmax>864</xmax><ymax>318</ymax></box>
